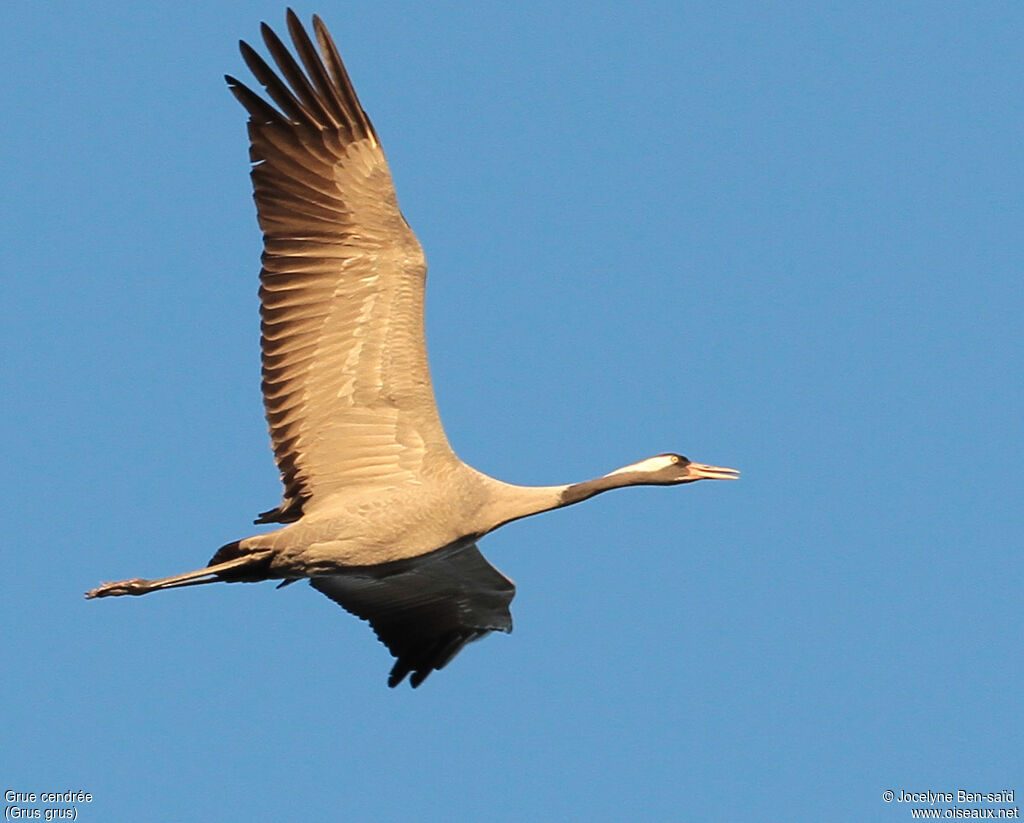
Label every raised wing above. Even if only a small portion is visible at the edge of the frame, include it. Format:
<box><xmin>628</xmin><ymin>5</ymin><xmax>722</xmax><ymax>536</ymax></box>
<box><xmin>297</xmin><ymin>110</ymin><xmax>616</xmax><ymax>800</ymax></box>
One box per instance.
<box><xmin>227</xmin><ymin>11</ymin><xmax>453</xmax><ymax>524</ymax></box>
<box><xmin>310</xmin><ymin>541</ymin><xmax>516</xmax><ymax>688</ymax></box>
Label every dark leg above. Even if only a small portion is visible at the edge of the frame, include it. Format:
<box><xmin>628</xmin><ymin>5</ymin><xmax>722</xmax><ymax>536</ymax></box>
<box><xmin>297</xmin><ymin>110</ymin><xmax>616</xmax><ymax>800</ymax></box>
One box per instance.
<box><xmin>85</xmin><ymin>554</ymin><xmax>270</xmax><ymax>599</ymax></box>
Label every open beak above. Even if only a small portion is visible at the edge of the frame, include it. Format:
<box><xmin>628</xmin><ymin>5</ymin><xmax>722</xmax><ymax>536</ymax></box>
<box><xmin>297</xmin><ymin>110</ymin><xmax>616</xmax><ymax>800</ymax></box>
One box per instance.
<box><xmin>685</xmin><ymin>462</ymin><xmax>740</xmax><ymax>481</ymax></box>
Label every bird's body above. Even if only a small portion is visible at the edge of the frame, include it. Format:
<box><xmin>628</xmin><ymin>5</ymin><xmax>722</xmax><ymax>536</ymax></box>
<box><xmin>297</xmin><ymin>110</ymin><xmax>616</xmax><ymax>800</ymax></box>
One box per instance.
<box><xmin>87</xmin><ymin>11</ymin><xmax>738</xmax><ymax>688</ymax></box>
<box><xmin>225</xmin><ymin>466</ymin><xmax>556</xmax><ymax>572</ymax></box>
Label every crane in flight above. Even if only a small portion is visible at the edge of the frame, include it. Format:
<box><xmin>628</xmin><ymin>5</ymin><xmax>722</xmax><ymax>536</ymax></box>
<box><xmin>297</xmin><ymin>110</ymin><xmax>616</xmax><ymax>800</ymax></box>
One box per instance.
<box><xmin>87</xmin><ymin>10</ymin><xmax>739</xmax><ymax>688</ymax></box>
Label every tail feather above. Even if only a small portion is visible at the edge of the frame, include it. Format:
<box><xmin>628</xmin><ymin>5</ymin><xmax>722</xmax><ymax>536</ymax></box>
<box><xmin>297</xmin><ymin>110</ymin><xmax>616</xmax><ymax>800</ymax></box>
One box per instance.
<box><xmin>208</xmin><ymin>539</ymin><xmax>246</xmax><ymax>566</ymax></box>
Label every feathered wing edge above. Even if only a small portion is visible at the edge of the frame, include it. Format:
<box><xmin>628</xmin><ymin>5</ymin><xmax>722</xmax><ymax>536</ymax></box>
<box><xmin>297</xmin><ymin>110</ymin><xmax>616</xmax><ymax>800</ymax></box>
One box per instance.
<box><xmin>226</xmin><ymin>10</ymin><xmax>444</xmax><ymax>524</ymax></box>
<box><xmin>226</xmin><ymin>10</ymin><xmax>377</xmax><ymax>142</ymax></box>
<box><xmin>310</xmin><ymin>542</ymin><xmax>516</xmax><ymax>688</ymax></box>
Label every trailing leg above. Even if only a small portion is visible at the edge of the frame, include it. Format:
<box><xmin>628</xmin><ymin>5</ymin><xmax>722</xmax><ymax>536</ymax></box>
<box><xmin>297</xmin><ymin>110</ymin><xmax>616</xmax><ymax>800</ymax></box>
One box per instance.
<box><xmin>85</xmin><ymin>551</ymin><xmax>271</xmax><ymax>599</ymax></box>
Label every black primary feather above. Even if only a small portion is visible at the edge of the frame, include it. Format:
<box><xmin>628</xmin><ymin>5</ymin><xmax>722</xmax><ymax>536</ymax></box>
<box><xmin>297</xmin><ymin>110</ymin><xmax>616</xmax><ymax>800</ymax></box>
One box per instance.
<box><xmin>310</xmin><ymin>542</ymin><xmax>515</xmax><ymax>688</ymax></box>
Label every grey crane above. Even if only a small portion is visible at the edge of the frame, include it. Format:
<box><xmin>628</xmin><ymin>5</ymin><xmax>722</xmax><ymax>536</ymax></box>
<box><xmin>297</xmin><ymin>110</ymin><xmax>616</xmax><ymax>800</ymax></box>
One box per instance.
<box><xmin>87</xmin><ymin>11</ymin><xmax>739</xmax><ymax>688</ymax></box>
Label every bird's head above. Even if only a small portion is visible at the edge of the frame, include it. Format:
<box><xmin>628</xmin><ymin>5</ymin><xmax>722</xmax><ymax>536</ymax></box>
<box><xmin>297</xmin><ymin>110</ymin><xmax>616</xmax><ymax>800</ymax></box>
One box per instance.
<box><xmin>603</xmin><ymin>453</ymin><xmax>740</xmax><ymax>485</ymax></box>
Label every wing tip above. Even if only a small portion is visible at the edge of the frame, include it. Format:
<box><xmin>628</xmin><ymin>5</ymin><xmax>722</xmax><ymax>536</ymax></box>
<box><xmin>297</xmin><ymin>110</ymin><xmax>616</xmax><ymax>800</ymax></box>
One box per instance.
<box><xmin>229</xmin><ymin>11</ymin><xmax>377</xmax><ymax>142</ymax></box>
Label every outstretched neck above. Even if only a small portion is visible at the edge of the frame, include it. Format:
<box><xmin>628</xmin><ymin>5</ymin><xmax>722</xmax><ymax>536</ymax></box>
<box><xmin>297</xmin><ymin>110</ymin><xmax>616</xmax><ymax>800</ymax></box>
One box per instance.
<box><xmin>560</xmin><ymin>469</ymin><xmax>646</xmax><ymax>506</ymax></box>
<box><xmin>476</xmin><ymin>467</ymin><xmax>651</xmax><ymax>534</ymax></box>
<box><xmin>472</xmin><ymin>454</ymin><xmax>735</xmax><ymax>536</ymax></box>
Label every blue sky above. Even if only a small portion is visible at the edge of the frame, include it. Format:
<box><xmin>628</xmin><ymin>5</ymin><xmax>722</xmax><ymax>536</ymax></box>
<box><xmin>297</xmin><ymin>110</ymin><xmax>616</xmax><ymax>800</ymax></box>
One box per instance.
<box><xmin>3</xmin><ymin>1</ymin><xmax>1021</xmax><ymax>821</ymax></box>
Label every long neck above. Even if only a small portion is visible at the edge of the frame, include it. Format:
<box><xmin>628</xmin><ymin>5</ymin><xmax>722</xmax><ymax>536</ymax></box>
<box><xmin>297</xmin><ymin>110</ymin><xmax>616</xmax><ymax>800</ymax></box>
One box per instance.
<box><xmin>476</xmin><ymin>470</ymin><xmax>649</xmax><ymax>534</ymax></box>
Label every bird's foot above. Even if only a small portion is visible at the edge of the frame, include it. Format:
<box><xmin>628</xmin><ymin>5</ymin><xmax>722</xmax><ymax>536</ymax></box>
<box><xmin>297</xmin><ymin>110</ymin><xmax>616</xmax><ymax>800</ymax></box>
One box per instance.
<box><xmin>85</xmin><ymin>578</ymin><xmax>154</xmax><ymax>599</ymax></box>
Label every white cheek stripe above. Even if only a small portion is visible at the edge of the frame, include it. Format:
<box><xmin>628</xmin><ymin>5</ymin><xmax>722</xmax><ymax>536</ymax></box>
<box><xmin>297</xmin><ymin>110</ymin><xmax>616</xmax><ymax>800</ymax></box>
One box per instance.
<box><xmin>603</xmin><ymin>455</ymin><xmax>677</xmax><ymax>477</ymax></box>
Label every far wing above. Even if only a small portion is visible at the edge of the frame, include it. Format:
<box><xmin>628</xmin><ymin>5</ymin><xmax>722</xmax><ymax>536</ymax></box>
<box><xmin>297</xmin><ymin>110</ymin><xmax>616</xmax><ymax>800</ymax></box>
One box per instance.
<box><xmin>227</xmin><ymin>12</ymin><xmax>453</xmax><ymax>524</ymax></box>
<box><xmin>310</xmin><ymin>542</ymin><xmax>515</xmax><ymax>688</ymax></box>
